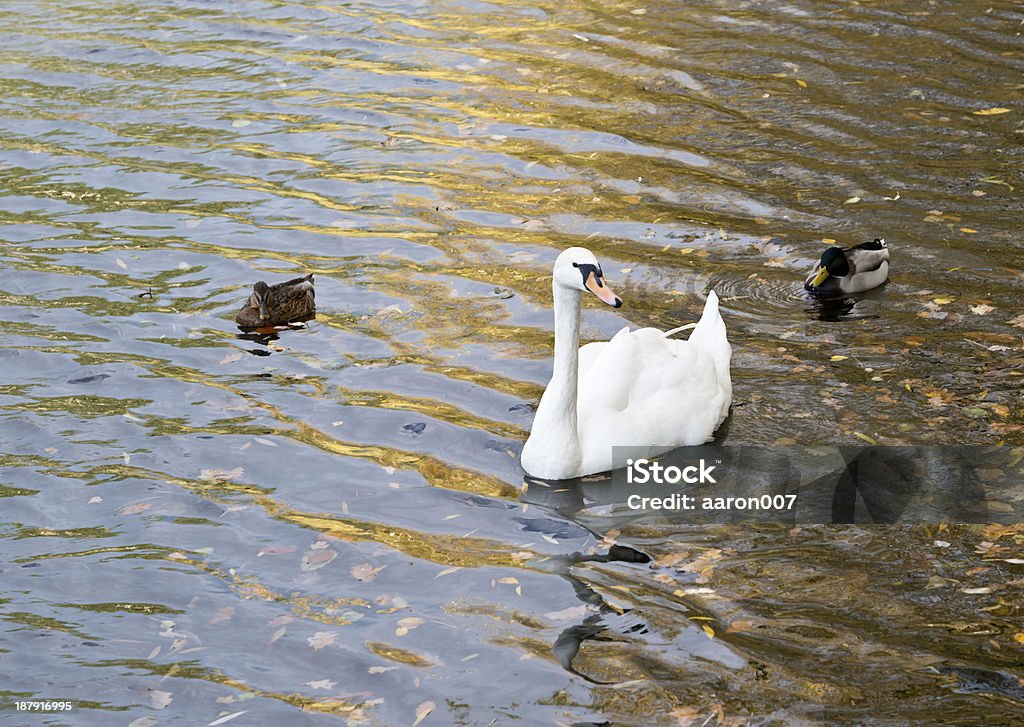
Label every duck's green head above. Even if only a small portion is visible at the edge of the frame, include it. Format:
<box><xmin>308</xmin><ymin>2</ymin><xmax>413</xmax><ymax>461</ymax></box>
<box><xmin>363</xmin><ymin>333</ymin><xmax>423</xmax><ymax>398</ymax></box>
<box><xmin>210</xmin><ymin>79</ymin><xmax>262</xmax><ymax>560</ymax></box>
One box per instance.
<box><xmin>251</xmin><ymin>281</ymin><xmax>272</xmax><ymax>321</ymax></box>
<box><xmin>808</xmin><ymin>247</ymin><xmax>850</xmax><ymax>288</ymax></box>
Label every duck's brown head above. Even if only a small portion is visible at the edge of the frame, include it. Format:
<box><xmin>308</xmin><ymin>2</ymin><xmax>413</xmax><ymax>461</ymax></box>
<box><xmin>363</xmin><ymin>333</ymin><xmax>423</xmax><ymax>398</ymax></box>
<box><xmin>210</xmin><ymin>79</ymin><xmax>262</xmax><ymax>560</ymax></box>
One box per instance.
<box><xmin>251</xmin><ymin>281</ymin><xmax>272</xmax><ymax>321</ymax></box>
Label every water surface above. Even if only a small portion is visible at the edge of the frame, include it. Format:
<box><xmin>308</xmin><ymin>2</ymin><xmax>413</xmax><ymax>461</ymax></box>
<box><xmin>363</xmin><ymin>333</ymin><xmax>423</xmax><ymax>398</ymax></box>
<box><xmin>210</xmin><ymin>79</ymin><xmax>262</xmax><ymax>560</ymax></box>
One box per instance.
<box><xmin>1</xmin><ymin>0</ymin><xmax>1023</xmax><ymax>724</ymax></box>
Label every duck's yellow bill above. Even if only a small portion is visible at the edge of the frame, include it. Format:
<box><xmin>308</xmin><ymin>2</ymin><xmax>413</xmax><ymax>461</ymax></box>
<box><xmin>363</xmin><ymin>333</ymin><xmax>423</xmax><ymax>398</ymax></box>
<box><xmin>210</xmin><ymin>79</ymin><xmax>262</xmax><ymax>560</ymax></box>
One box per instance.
<box><xmin>809</xmin><ymin>267</ymin><xmax>830</xmax><ymax>288</ymax></box>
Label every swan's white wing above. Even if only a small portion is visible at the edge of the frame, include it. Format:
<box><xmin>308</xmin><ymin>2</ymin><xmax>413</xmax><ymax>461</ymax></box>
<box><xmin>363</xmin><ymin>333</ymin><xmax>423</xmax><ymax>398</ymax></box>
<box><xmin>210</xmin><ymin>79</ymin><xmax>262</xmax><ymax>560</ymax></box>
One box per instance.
<box><xmin>578</xmin><ymin>326</ymin><xmax>629</xmax><ymax>379</ymax></box>
<box><xmin>575</xmin><ymin>294</ymin><xmax>731</xmax><ymax>474</ymax></box>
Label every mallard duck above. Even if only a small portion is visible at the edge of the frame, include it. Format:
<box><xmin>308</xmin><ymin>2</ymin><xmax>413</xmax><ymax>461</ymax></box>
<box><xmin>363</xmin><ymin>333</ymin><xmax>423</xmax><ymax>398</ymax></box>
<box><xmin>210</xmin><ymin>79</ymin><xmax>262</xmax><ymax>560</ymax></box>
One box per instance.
<box><xmin>805</xmin><ymin>238</ymin><xmax>890</xmax><ymax>295</ymax></box>
<box><xmin>235</xmin><ymin>274</ymin><xmax>315</xmax><ymax>328</ymax></box>
<box><xmin>520</xmin><ymin>247</ymin><xmax>732</xmax><ymax>480</ymax></box>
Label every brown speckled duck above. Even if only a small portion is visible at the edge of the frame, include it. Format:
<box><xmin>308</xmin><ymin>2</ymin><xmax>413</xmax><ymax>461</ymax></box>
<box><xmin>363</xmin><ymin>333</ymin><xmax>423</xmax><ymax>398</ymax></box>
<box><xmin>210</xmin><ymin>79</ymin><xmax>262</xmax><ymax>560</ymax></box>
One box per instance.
<box><xmin>235</xmin><ymin>274</ymin><xmax>315</xmax><ymax>328</ymax></box>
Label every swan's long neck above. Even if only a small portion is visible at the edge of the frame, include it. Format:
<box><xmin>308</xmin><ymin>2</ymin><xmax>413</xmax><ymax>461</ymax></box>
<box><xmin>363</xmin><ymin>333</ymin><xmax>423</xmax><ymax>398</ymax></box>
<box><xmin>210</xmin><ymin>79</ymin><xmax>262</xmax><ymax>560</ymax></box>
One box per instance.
<box><xmin>533</xmin><ymin>282</ymin><xmax>582</xmax><ymax>451</ymax></box>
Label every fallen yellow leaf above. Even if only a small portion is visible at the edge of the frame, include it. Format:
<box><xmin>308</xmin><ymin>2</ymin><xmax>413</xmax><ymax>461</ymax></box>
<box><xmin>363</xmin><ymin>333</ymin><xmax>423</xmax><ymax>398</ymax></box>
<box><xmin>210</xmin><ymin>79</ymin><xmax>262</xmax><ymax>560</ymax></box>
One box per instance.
<box><xmin>413</xmin><ymin>700</ymin><xmax>436</xmax><ymax>727</ymax></box>
<box><xmin>854</xmin><ymin>432</ymin><xmax>879</xmax><ymax>445</ymax></box>
<box><xmin>972</xmin><ymin>107</ymin><xmax>1011</xmax><ymax>116</ymax></box>
<box><xmin>830</xmin><ymin>355</ymin><xmax>849</xmax><ymax>362</ymax></box>
<box><xmin>960</xmin><ymin>227</ymin><xmax>978</xmax><ymax>234</ymax></box>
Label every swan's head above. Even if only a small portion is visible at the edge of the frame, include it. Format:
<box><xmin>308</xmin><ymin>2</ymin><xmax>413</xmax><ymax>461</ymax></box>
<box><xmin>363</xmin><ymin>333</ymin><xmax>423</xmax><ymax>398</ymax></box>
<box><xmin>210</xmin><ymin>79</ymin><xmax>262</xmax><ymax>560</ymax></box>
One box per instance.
<box><xmin>249</xmin><ymin>281</ymin><xmax>272</xmax><ymax>321</ymax></box>
<box><xmin>553</xmin><ymin>247</ymin><xmax>622</xmax><ymax>308</ymax></box>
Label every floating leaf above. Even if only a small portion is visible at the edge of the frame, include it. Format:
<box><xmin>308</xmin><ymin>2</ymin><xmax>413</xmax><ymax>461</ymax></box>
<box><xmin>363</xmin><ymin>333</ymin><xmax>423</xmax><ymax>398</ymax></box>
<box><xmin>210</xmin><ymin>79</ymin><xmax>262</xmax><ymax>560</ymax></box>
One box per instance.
<box><xmin>219</xmin><ymin>352</ymin><xmax>243</xmax><ymax>365</ymax></box>
<box><xmin>843</xmin><ymin>196</ymin><xmax>861</xmax><ymax>205</ymax></box>
<box><xmin>396</xmin><ymin>616</ymin><xmax>425</xmax><ymax>636</ymax></box>
<box><xmin>209</xmin><ymin>607</ymin><xmax>235</xmax><ymax>625</ymax></box>
<box><xmin>972</xmin><ymin>107</ymin><xmax>1011</xmax><ymax>115</ymax></box>
<box><xmin>960</xmin><ymin>227</ymin><xmax>978</xmax><ymax>234</ymax></box>
<box><xmin>413</xmin><ymin>700</ymin><xmax>436</xmax><ymax>727</ymax></box>
<box><xmin>932</xmin><ymin>297</ymin><xmax>954</xmax><ymax>305</ymax></box>
<box><xmin>969</xmin><ymin>304</ymin><xmax>994</xmax><ymax>315</ymax></box>
<box><xmin>854</xmin><ymin>432</ymin><xmax>878</xmax><ymax>445</ymax></box>
<box><xmin>829</xmin><ymin>355</ymin><xmax>849</xmax><ymax>362</ymax></box>
<box><xmin>701</xmin><ymin>624</ymin><xmax>715</xmax><ymax>639</ymax></box>
<box><xmin>307</xmin><ymin>631</ymin><xmax>338</xmax><ymax>651</ymax></box>
<box><xmin>149</xmin><ymin>689</ymin><xmax>173</xmax><ymax>710</ymax></box>
<box><xmin>305</xmin><ymin>679</ymin><xmax>336</xmax><ymax>690</ymax></box>
<box><xmin>116</xmin><ymin>258</ymin><xmax>128</xmax><ymax>270</ymax></box>
<box><xmin>301</xmin><ymin>546</ymin><xmax>338</xmax><ymax>572</ymax></box>
<box><xmin>119</xmin><ymin>502</ymin><xmax>151</xmax><ymax>516</ymax></box>
<box><xmin>200</xmin><ymin>467</ymin><xmax>244</xmax><ymax>481</ymax></box>
<box><xmin>351</xmin><ymin>563</ymin><xmax>386</xmax><ymax>581</ymax></box>
<box><xmin>926</xmin><ymin>575</ymin><xmax>948</xmax><ymax>590</ymax></box>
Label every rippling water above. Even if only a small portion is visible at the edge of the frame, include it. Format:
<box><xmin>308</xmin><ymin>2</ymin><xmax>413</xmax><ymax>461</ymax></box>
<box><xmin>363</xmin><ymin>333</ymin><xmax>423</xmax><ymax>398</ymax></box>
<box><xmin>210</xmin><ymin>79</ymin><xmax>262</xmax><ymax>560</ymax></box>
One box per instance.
<box><xmin>2</xmin><ymin>0</ymin><xmax>1022</xmax><ymax>724</ymax></box>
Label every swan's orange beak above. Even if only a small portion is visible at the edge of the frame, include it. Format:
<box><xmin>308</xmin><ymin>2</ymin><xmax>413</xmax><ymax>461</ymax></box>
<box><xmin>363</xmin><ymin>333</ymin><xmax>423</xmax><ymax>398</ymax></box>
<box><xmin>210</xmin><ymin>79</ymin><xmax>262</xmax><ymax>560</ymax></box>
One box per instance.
<box><xmin>584</xmin><ymin>271</ymin><xmax>622</xmax><ymax>308</ymax></box>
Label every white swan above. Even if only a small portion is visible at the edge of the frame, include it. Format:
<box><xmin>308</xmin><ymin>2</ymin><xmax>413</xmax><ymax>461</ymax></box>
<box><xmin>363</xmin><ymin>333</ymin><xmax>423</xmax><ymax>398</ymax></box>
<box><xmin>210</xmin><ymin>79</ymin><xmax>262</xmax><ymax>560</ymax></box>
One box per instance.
<box><xmin>521</xmin><ymin>247</ymin><xmax>732</xmax><ymax>480</ymax></box>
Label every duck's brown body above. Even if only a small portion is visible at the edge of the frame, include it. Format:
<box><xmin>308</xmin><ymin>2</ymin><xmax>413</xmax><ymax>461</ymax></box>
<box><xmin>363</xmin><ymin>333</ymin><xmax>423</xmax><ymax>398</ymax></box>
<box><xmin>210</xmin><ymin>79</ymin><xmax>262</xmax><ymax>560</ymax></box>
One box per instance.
<box><xmin>235</xmin><ymin>274</ymin><xmax>315</xmax><ymax>328</ymax></box>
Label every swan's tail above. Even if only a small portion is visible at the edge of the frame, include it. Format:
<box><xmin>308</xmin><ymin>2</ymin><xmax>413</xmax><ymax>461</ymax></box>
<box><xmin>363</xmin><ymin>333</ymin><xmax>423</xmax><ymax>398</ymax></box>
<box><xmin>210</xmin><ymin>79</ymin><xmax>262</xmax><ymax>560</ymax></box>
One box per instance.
<box><xmin>686</xmin><ymin>290</ymin><xmax>731</xmax><ymax>376</ymax></box>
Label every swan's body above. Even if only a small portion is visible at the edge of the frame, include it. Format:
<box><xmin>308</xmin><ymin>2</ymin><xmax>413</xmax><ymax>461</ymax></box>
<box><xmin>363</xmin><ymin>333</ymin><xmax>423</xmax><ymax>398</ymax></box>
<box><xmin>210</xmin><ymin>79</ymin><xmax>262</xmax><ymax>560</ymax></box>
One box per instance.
<box><xmin>521</xmin><ymin>248</ymin><xmax>732</xmax><ymax>480</ymax></box>
<box><xmin>805</xmin><ymin>239</ymin><xmax>890</xmax><ymax>295</ymax></box>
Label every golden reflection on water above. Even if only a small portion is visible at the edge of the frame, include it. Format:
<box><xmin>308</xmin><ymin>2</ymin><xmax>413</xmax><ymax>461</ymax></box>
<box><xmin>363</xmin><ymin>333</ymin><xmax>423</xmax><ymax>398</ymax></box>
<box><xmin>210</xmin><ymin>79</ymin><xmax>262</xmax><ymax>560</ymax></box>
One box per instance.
<box><xmin>2</xmin><ymin>0</ymin><xmax>1023</xmax><ymax>723</ymax></box>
